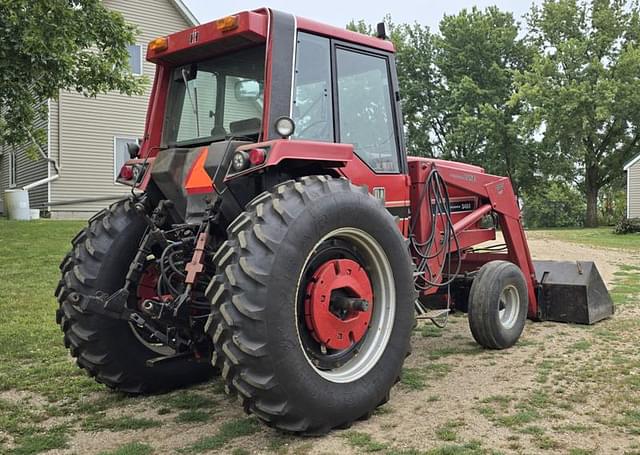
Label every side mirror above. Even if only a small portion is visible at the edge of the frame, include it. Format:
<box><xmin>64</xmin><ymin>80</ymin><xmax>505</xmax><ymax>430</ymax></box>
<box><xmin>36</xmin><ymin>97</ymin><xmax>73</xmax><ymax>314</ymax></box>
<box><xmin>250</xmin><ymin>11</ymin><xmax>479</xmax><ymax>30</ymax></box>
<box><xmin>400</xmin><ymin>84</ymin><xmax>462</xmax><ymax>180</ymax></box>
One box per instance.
<box><xmin>234</xmin><ymin>79</ymin><xmax>261</xmax><ymax>102</ymax></box>
<box><xmin>176</xmin><ymin>64</ymin><xmax>197</xmax><ymax>82</ymax></box>
<box><xmin>127</xmin><ymin>142</ymin><xmax>140</xmax><ymax>159</ymax></box>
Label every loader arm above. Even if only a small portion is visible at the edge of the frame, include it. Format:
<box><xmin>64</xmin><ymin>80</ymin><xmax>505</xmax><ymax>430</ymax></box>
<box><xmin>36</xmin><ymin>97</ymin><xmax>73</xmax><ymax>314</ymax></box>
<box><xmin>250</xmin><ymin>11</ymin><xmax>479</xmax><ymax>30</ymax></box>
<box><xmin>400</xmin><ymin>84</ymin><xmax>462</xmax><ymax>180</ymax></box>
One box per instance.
<box><xmin>432</xmin><ymin>161</ymin><xmax>539</xmax><ymax>319</ymax></box>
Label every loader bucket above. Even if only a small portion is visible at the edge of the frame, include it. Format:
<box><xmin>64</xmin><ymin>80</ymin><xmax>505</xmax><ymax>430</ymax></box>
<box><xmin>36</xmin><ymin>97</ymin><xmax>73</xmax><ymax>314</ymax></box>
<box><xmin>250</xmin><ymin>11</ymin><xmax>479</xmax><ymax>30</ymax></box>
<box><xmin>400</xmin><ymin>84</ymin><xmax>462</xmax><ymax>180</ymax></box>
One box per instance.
<box><xmin>533</xmin><ymin>261</ymin><xmax>614</xmax><ymax>324</ymax></box>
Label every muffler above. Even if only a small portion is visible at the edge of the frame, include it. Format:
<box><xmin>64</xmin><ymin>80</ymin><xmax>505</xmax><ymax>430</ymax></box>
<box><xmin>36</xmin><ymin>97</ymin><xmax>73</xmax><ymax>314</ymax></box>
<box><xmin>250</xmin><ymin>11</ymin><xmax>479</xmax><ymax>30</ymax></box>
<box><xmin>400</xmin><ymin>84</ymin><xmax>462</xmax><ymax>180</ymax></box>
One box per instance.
<box><xmin>533</xmin><ymin>261</ymin><xmax>614</xmax><ymax>324</ymax></box>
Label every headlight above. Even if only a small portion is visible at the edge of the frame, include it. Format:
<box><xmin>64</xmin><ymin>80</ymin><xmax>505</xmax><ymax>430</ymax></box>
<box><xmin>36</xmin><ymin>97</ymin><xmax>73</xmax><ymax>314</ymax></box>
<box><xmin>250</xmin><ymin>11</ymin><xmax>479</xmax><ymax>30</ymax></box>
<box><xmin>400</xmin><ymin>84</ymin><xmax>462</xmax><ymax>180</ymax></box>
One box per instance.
<box><xmin>275</xmin><ymin>116</ymin><xmax>295</xmax><ymax>138</ymax></box>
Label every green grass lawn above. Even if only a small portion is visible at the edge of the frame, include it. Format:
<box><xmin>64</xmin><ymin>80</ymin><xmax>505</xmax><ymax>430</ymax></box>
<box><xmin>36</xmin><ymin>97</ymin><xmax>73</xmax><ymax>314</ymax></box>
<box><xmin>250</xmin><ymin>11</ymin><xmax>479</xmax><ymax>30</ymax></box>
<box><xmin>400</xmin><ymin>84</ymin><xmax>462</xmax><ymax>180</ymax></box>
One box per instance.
<box><xmin>0</xmin><ymin>219</ymin><xmax>91</xmax><ymax>401</ymax></box>
<box><xmin>533</xmin><ymin>227</ymin><xmax>640</xmax><ymax>250</ymax></box>
<box><xmin>1</xmin><ymin>219</ymin><xmax>639</xmax><ymax>455</ymax></box>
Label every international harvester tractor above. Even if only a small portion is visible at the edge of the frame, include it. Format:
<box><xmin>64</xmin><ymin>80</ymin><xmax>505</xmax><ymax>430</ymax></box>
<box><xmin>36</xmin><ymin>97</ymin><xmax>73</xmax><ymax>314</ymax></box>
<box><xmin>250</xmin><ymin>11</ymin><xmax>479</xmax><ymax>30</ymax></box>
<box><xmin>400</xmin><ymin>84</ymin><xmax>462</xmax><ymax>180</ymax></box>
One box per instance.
<box><xmin>55</xmin><ymin>9</ymin><xmax>613</xmax><ymax>434</ymax></box>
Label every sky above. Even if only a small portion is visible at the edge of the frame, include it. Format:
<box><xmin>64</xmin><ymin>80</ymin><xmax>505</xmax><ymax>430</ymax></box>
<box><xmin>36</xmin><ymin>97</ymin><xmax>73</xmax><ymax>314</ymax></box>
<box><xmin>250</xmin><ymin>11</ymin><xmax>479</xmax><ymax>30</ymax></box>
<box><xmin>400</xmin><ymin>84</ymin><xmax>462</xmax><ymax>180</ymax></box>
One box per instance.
<box><xmin>182</xmin><ymin>1</ymin><xmax>542</xmax><ymax>32</ymax></box>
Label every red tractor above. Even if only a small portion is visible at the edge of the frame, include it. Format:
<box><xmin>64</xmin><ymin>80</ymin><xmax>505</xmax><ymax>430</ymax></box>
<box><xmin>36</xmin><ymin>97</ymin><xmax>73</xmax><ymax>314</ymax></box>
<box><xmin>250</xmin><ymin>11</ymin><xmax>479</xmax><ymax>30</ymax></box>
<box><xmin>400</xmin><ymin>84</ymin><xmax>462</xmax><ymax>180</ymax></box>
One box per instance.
<box><xmin>55</xmin><ymin>9</ymin><xmax>613</xmax><ymax>434</ymax></box>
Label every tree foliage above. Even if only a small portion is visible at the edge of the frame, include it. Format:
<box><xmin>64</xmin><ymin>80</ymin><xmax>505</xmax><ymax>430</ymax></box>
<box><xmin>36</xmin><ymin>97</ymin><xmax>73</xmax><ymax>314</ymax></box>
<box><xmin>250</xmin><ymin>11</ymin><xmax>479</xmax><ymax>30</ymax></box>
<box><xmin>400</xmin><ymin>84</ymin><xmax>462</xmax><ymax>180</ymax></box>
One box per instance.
<box><xmin>522</xmin><ymin>180</ymin><xmax>586</xmax><ymax>227</ymax></box>
<box><xmin>349</xmin><ymin>1</ymin><xmax>638</xmax><ymax>226</ymax></box>
<box><xmin>433</xmin><ymin>7</ymin><xmax>534</xmax><ymax>195</ymax></box>
<box><xmin>513</xmin><ymin>0</ymin><xmax>640</xmax><ymax>226</ymax></box>
<box><xmin>351</xmin><ymin>8</ymin><xmax>535</xmax><ymax>195</ymax></box>
<box><xmin>0</xmin><ymin>0</ymin><xmax>145</xmax><ymax>155</ymax></box>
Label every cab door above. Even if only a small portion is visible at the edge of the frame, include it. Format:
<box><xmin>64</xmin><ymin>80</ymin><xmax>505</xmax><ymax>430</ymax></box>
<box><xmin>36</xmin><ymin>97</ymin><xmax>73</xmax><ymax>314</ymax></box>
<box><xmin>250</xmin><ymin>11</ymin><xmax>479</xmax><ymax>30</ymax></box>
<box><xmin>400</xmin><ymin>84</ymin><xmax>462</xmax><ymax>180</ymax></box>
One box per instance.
<box><xmin>291</xmin><ymin>33</ymin><xmax>409</xmax><ymax>233</ymax></box>
<box><xmin>332</xmin><ymin>43</ymin><xmax>409</xmax><ymax>233</ymax></box>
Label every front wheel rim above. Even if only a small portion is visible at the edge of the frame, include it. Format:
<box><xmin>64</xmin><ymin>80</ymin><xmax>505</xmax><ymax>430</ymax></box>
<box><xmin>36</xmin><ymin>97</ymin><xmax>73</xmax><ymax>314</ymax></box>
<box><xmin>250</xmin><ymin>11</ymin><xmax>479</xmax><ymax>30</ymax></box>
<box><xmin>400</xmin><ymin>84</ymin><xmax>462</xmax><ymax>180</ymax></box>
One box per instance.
<box><xmin>296</xmin><ymin>227</ymin><xmax>396</xmax><ymax>384</ymax></box>
<box><xmin>498</xmin><ymin>284</ymin><xmax>520</xmax><ymax>329</ymax></box>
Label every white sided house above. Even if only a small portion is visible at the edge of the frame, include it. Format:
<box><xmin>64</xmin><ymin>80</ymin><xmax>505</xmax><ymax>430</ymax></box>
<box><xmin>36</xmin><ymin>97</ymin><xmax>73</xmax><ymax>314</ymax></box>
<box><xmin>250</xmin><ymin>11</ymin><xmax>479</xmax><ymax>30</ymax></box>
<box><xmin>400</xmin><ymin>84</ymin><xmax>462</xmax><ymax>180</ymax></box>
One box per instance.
<box><xmin>625</xmin><ymin>152</ymin><xmax>640</xmax><ymax>219</ymax></box>
<box><xmin>0</xmin><ymin>0</ymin><xmax>198</xmax><ymax>218</ymax></box>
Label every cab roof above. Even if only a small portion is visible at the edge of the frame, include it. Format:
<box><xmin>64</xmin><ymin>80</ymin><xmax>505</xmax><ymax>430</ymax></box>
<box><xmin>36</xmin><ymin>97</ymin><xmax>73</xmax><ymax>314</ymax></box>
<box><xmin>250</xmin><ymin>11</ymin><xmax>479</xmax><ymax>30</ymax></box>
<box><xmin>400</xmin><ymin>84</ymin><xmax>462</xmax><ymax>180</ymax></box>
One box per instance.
<box><xmin>147</xmin><ymin>8</ymin><xmax>395</xmax><ymax>64</ymax></box>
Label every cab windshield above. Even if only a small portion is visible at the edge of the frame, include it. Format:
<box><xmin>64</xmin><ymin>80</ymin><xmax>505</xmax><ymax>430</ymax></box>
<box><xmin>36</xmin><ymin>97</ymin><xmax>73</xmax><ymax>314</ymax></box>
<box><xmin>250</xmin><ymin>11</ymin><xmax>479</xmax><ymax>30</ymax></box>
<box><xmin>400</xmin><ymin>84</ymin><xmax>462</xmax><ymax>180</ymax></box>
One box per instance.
<box><xmin>163</xmin><ymin>45</ymin><xmax>266</xmax><ymax>148</ymax></box>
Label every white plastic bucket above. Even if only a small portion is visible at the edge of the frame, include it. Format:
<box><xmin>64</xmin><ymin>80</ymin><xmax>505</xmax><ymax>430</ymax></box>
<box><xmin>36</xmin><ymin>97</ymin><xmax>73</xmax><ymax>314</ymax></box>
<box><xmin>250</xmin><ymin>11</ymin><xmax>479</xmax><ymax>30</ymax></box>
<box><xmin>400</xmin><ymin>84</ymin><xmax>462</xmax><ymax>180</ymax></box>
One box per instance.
<box><xmin>4</xmin><ymin>189</ymin><xmax>31</xmax><ymax>220</ymax></box>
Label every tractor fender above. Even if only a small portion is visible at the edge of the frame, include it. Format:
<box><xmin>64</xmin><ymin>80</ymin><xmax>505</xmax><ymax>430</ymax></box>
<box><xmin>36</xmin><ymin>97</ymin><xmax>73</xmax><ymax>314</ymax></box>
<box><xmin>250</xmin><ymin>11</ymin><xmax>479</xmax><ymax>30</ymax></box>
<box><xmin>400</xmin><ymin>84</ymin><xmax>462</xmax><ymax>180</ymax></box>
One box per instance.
<box><xmin>224</xmin><ymin>139</ymin><xmax>354</xmax><ymax>181</ymax></box>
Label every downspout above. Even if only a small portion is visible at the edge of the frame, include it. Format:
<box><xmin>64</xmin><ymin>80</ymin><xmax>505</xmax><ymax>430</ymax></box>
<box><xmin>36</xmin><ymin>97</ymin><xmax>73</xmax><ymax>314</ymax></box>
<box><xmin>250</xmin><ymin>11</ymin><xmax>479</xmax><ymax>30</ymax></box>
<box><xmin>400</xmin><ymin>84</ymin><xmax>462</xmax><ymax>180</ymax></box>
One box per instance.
<box><xmin>28</xmin><ymin>130</ymin><xmax>59</xmax><ymax>174</ymax></box>
<box><xmin>23</xmin><ymin>174</ymin><xmax>59</xmax><ymax>191</ymax></box>
<box><xmin>22</xmin><ymin>99</ymin><xmax>61</xmax><ymax>199</ymax></box>
<box><xmin>25</xmin><ymin>130</ymin><xmax>60</xmax><ymax>196</ymax></box>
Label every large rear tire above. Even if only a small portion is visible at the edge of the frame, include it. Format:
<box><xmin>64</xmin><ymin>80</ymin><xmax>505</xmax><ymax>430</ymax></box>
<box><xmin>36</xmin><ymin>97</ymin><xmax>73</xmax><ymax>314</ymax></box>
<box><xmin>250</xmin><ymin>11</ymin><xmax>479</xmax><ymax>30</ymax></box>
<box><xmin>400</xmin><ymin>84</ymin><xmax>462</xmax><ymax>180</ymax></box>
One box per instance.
<box><xmin>55</xmin><ymin>199</ymin><xmax>215</xmax><ymax>394</ymax></box>
<box><xmin>206</xmin><ymin>176</ymin><xmax>416</xmax><ymax>434</ymax></box>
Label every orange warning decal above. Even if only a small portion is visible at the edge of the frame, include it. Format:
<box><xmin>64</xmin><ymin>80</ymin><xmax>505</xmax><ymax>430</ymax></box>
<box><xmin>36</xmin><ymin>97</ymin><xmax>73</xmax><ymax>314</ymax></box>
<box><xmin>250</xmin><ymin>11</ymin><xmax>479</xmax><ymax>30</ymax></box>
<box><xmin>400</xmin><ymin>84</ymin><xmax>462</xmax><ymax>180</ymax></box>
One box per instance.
<box><xmin>185</xmin><ymin>147</ymin><xmax>214</xmax><ymax>195</ymax></box>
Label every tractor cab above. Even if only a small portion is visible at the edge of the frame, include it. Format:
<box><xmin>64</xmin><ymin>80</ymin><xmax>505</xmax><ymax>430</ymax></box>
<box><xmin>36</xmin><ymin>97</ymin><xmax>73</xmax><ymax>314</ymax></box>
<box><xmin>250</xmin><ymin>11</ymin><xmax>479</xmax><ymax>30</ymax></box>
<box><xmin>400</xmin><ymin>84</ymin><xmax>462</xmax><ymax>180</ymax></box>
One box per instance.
<box><xmin>121</xmin><ymin>9</ymin><xmax>408</xmax><ymax>225</ymax></box>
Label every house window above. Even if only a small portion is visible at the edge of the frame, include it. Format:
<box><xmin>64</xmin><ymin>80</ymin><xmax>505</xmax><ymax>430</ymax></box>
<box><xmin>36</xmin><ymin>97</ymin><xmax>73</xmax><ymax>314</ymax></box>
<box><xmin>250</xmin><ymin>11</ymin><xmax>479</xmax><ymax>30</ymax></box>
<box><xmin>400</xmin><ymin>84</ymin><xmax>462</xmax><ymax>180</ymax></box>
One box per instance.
<box><xmin>127</xmin><ymin>44</ymin><xmax>143</xmax><ymax>75</ymax></box>
<box><xmin>114</xmin><ymin>137</ymin><xmax>139</xmax><ymax>181</ymax></box>
<box><xmin>9</xmin><ymin>152</ymin><xmax>17</xmax><ymax>188</ymax></box>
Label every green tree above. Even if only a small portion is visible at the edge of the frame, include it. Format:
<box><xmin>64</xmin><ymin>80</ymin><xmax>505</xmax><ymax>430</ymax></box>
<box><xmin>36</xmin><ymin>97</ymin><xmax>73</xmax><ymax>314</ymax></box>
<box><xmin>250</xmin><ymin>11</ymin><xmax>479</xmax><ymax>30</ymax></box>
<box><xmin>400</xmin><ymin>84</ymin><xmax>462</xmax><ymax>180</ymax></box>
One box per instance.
<box><xmin>392</xmin><ymin>22</ymin><xmax>439</xmax><ymax>157</ymax></box>
<box><xmin>513</xmin><ymin>0</ymin><xmax>640</xmax><ymax>227</ymax></box>
<box><xmin>347</xmin><ymin>18</ymin><xmax>439</xmax><ymax>157</ymax></box>
<box><xmin>434</xmin><ymin>7</ymin><xmax>534</xmax><ymax>195</ymax></box>
<box><xmin>349</xmin><ymin>8</ymin><xmax>534</xmax><ymax>195</ymax></box>
<box><xmin>0</xmin><ymin>0</ymin><xmax>145</xmax><ymax>157</ymax></box>
<box><xmin>522</xmin><ymin>180</ymin><xmax>586</xmax><ymax>227</ymax></box>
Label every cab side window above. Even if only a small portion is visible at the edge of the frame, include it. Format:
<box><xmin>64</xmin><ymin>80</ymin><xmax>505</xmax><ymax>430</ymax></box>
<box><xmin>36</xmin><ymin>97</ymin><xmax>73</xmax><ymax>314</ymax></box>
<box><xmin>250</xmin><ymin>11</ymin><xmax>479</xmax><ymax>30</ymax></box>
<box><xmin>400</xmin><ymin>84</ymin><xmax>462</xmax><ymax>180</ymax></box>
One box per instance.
<box><xmin>292</xmin><ymin>33</ymin><xmax>334</xmax><ymax>142</ymax></box>
<box><xmin>336</xmin><ymin>48</ymin><xmax>400</xmax><ymax>173</ymax></box>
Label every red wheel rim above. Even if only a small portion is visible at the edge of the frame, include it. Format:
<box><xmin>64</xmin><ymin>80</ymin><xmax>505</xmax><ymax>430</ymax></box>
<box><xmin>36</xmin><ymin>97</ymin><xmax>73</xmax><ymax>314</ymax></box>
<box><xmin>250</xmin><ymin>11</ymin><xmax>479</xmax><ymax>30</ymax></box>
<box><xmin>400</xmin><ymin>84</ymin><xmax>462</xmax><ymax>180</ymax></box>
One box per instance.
<box><xmin>304</xmin><ymin>258</ymin><xmax>373</xmax><ymax>350</ymax></box>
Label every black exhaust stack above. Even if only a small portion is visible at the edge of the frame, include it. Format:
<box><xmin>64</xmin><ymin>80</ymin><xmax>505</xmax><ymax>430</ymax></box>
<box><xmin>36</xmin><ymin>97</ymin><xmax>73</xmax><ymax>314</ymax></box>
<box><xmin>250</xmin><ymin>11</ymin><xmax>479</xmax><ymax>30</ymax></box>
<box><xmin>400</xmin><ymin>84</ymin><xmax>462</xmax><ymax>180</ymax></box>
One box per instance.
<box><xmin>533</xmin><ymin>261</ymin><xmax>614</xmax><ymax>324</ymax></box>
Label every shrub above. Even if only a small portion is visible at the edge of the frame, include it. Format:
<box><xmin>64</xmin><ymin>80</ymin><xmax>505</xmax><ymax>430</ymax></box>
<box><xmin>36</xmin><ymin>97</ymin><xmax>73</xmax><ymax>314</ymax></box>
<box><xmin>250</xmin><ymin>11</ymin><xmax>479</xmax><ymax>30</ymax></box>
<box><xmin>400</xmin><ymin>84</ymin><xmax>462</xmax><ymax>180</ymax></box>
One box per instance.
<box><xmin>599</xmin><ymin>189</ymin><xmax>626</xmax><ymax>226</ymax></box>
<box><xmin>614</xmin><ymin>217</ymin><xmax>640</xmax><ymax>235</ymax></box>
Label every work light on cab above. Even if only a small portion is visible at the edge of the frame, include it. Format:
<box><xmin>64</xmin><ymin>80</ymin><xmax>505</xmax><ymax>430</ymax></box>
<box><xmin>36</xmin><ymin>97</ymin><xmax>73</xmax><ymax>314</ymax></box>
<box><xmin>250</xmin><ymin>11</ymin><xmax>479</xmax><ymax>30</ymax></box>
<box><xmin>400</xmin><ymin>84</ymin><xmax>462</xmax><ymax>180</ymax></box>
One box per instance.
<box><xmin>275</xmin><ymin>116</ymin><xmax>295</xmax><ymax>138</ymax></box>
<box><xmin>231</xmin><ymin>151</ymin><xmax>250</xmax><ymax>172</ymax></box>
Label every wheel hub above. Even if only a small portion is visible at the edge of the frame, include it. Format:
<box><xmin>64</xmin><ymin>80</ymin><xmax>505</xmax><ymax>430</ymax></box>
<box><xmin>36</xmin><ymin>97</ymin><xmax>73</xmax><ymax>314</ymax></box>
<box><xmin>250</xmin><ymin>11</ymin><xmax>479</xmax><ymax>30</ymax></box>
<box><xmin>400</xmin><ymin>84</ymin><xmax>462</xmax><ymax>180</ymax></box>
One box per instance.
<box><xmin>304</xmin><ymin>258</ymin><xmax>373</xmax><ymax>350</ymax></box>
<box><xmin>137</xmin><ymin>266</ymin><xmax>160</xmax><ymax>302</ymax></box>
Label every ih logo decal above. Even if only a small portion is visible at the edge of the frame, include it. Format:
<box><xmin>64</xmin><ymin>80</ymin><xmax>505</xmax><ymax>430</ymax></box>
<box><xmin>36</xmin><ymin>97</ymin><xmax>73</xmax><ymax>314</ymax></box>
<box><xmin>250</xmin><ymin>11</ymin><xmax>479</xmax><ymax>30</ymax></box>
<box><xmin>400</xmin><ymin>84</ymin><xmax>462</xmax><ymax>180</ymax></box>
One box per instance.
<box><xmin>189</xmin><ymin>30</ymin><xmax>199</xmax><ymax>44</ymax></box>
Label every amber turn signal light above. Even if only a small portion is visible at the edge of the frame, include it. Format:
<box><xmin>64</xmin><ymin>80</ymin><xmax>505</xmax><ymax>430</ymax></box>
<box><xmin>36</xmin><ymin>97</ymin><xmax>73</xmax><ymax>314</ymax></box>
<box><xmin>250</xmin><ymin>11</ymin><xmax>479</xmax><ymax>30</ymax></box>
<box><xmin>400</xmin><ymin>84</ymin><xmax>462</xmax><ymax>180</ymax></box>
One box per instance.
<box><xmin>148</xmin><ymin>36</ymin><xmax>169</xmax><ymax>53</ymax></box>
<box><xmin>216</xmin><ymin>15</ymin><xmax>239</xmax><ymax>32</ymax></box>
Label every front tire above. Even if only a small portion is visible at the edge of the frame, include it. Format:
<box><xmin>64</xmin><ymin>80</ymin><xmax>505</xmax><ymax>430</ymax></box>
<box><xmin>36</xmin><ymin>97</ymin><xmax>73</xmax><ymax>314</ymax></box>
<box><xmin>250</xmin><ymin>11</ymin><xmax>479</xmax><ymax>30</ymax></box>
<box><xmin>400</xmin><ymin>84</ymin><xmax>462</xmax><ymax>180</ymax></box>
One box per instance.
<box><xmin>55</xmin><ymin>199</ymin><xmax>214</xmax><ymax>394</ymax></box>
<box><xmin>206</xmin><ymin>176</ymin><xmax>416</xmax><ymax>434</ymax></box>
<box><xmin>467</xmin><ymin>260</ymin><xmax>528</xmax><ymax>349</ymax></box>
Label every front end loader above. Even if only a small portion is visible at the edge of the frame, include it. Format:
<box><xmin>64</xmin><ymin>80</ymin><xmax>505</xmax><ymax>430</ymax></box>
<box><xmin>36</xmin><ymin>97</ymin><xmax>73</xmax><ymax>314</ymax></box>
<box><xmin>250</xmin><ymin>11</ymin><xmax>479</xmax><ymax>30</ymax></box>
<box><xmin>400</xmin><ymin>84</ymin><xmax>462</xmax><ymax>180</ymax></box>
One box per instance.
<box><xmin>54</xmin><ymin>9</ymin><xmax>613</xmax><ymax>434</ymax></box>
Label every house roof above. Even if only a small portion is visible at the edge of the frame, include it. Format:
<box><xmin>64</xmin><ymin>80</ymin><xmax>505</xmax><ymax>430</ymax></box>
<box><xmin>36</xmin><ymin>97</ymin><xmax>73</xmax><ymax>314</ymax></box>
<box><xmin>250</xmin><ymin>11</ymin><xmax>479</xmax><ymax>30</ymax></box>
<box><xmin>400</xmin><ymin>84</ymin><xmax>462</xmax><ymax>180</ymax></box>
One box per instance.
<box><xmin>624</xmin><ymin>152</ymin><xmax>640</xmax><ymax>171</ymax></box>
<box><xmin>170</xmin><ymin>0</ymin><xmax>199</xmax><ymax>26</ymax></box>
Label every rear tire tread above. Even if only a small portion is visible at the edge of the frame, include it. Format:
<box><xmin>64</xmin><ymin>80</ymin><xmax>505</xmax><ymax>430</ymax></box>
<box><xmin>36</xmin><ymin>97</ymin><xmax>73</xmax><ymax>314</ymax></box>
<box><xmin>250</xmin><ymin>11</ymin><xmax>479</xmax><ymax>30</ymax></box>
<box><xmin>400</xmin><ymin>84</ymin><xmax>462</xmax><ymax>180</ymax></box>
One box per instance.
<box><xmin>206</xmin><ymin>176</ymin><xmax>413</xmax><ymax>434</ymax></box>
<box><xmin>55</xmin><ymin>199</ymin><xmax>213</xmax><ymax>394</ymax></box>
